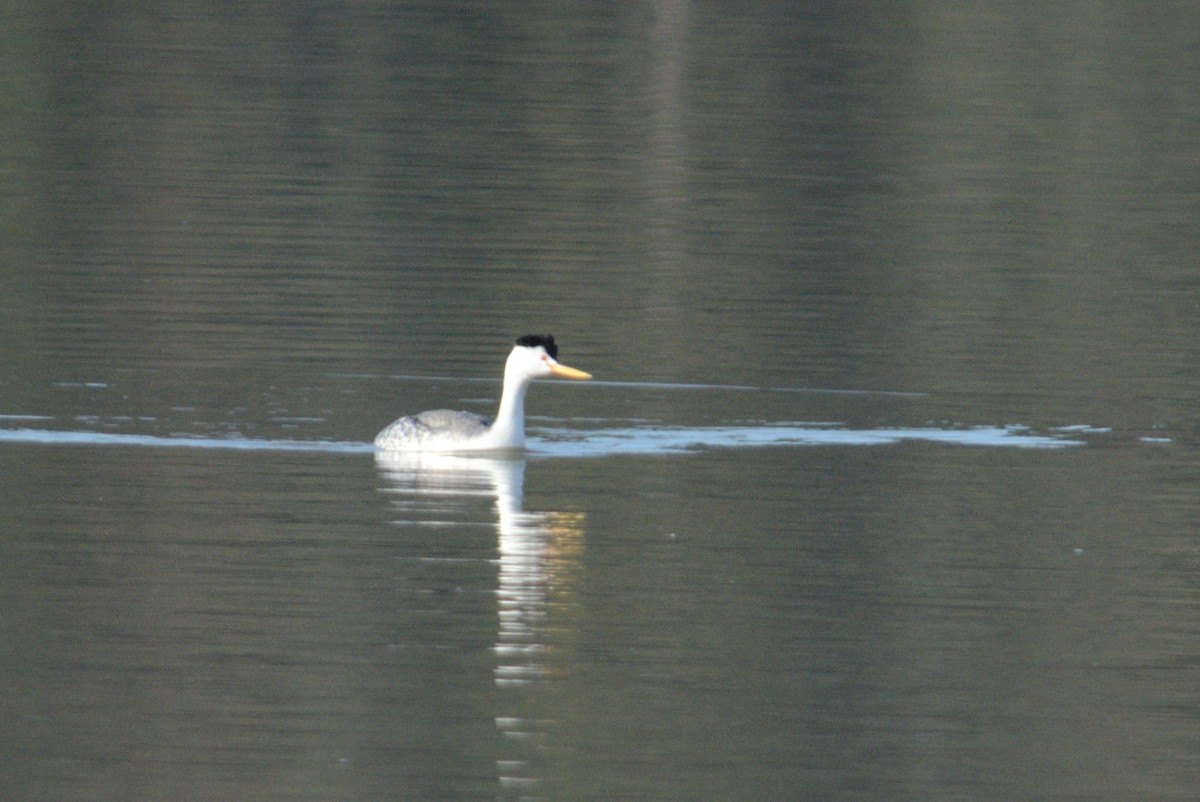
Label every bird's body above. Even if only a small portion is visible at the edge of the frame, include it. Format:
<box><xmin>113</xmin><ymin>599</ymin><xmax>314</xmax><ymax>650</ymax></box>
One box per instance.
<box><xmin>374</xmin><ymin>408</ymin><xmax>494</xmax><ymax>450</ymax></box>
<box><xmin>374</xmin><ymin>334</ymin><xmax>591</xmax><ymax>452</ymax></box>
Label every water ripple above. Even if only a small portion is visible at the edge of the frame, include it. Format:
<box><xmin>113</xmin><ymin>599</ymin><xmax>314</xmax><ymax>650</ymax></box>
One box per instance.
<box><xmin>0</xmin><ymin>422</ymin><xmax>1095</xmax><ymax>456</ymax></box>
<box><xmin>0</xmin><ymin>428</ymin><xmax>372</xmax><ymax>454</ymax></box>
<box><xmin>529</xmin><ymin>424</ymin><xmax>1088</xmax><ymax>457</ymax></box>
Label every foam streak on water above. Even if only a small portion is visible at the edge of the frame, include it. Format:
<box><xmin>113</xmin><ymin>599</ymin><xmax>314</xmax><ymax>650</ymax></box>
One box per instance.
<box><xmin>530</xmin><ymin>424</ymin><xmax>1088</xmax><ymax>457</ymax></box>
<box><xmin>0</xmin><ymin>422</ymin><xmax>1094</xmax><ymax>456</ymax></box>
<box><xmin>0</xmin><ymin>428</ymin><xmax>373</xmax><ymax>454</ymax></box>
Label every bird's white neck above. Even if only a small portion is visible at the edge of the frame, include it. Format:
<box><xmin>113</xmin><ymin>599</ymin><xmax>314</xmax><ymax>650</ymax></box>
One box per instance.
<box><xmin>485</xmin><ymin>370</ymin><xmax>531</xmax><ymax>448</ymax></box>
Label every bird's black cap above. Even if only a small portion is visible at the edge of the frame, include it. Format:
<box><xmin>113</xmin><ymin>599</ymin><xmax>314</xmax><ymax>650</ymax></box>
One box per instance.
<box><xmin>515</xmin><ymin>334</ymin><xmax>557</xmax><ymax>359</ymax></box>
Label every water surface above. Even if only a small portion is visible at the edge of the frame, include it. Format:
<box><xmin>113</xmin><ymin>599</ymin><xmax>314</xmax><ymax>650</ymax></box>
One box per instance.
<box><xmin>3</xmin><ymin>3</ymin><xmax>1200</xmax><ymax>801</ymax></box>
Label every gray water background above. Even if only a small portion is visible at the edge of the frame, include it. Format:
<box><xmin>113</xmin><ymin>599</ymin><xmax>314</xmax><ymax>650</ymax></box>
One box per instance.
<box><xmin>3</xmin><ymin>4</ymin><xmax>1200</xmax><ymax>800</ymax></box>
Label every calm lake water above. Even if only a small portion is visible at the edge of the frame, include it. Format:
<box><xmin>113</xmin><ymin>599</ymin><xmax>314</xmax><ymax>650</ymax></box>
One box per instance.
<box><xmin>4</xmin><ymin>3</ymin><xmax>1200</xmax><ymax>801</ymax></box>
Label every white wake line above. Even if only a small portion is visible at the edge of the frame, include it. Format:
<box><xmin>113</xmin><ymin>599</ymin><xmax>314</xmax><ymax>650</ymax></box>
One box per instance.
<box><xmin>529</xmin><ymin>424</ymin><xmax>1096</xmax><ymax>456</ymax></box>
<box><xmin>0</xmin><ymin>428</ymin><xmax>373</xmax><ymax>454</ymax></box>
<box><xmin>0</xmin><ymin>423</ymin><xmax>1099</xmax><ymax>456</ymax></box>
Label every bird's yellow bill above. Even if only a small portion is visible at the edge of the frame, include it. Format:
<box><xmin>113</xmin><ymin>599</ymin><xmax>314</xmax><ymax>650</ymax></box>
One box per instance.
<box><xmin>550</xmin><ymin>363</ymin><xmax>592</xmax><ymax>380</ymax></box>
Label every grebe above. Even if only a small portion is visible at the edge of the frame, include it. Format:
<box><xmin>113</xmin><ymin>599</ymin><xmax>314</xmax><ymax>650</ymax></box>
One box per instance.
<box><xmin>374</xmin><ymin>334</ymin><xmax>591</xmax><ymax>452</ymax></box>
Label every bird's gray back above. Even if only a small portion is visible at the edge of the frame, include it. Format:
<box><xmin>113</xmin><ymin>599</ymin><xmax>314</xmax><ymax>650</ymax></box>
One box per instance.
<box><xmin>374</xmin><ymin>408</ymin><xmax>491</xmax><ymax>448</ymax></box>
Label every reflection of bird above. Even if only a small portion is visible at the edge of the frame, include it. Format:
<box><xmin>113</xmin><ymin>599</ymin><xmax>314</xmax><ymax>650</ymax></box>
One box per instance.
<box><xmin>375</xmin><ymin>334</ymin><xmax>592</xmax><ymax>452</ymax></box>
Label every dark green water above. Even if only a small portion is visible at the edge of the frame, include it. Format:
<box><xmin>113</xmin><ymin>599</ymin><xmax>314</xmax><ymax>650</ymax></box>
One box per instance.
<box><xmin>3</xmin><ymin>3</ymin><xmax>1199</xmax><ymax>800</ymax></box>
